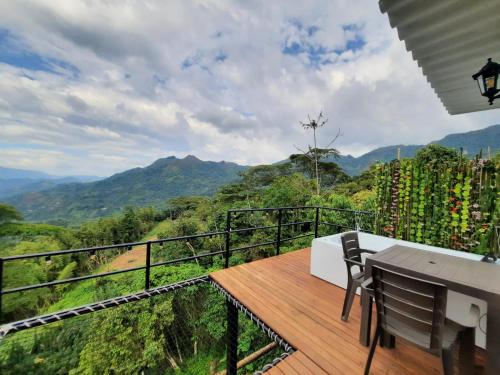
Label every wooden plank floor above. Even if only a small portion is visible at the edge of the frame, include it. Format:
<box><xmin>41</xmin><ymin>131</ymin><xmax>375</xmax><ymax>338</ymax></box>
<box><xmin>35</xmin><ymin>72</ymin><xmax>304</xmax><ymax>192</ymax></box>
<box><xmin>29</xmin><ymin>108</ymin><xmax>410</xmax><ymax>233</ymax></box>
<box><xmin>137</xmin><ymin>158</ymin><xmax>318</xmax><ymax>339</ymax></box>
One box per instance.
<box><xmin>211</xmin><ymin>248</ymin><xmax>471</xmax><ymax>374</ymax></box>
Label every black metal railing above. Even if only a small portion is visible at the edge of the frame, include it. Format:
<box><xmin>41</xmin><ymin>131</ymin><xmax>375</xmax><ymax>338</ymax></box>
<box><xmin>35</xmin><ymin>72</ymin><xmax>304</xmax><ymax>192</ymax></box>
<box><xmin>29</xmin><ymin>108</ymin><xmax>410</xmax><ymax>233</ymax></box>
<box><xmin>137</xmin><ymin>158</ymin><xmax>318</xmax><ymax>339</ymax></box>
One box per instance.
<box><xmin>0</xmin><ymin>206</ymin><xmax>375</xmax><ymax>324</ymax></box>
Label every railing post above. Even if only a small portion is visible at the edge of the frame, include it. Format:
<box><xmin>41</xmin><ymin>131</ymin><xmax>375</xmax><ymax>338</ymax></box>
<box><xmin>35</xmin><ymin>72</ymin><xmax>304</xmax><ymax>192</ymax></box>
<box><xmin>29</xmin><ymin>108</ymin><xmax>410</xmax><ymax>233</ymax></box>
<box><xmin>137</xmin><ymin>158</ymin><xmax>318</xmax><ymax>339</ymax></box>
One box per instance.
<box><xmin>355</xmin><ymin>211</ymin><xmax>361</xmax><ymax>231</ymax></box>
<box><xmin>224</xmin><ymin>211</ymin><xmax>231</xmax><ymax>268</ymax></box>
<box><xmin>0</xmin><ymin>258</ymin><xmax>3</xmax><ymax>323</ymax></box>
<box><xmin>145</xmin><ymin>241</ymin><xmax>151</xmax><ymax>290</ymax></box>
<box><xmin>314</xmin><ymin>207</ymin><xmax>320</xmax><ymax>238</ymax></box>
<box><xmin>276</xmin><ymin>208</ymin><xmax>283</xmax><ymax>255</ymax></box>
<box><xmin>226</xmin><ymin>300</ymin><xmax>238</xmax><ymax>375</ymax></box>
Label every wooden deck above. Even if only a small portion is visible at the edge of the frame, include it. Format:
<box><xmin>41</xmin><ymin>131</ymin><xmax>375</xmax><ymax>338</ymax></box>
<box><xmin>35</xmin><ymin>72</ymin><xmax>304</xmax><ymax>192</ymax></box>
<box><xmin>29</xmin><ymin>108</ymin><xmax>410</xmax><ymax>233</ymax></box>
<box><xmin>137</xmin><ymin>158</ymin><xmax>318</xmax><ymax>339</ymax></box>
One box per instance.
<box><xmin>210</xmin><ymin>248</ymin><xmax>483</xmax><ymax>374</ymax></box>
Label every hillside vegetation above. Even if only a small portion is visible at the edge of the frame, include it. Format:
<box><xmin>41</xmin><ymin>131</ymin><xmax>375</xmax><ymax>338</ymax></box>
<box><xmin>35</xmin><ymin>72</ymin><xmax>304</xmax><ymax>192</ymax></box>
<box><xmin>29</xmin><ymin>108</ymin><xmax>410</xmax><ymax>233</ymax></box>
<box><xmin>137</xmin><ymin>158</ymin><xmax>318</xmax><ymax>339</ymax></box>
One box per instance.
<box><xmin>5</xmin><ymin>156</ymin><xmax>248</xmax><ymax>224</ymax></box>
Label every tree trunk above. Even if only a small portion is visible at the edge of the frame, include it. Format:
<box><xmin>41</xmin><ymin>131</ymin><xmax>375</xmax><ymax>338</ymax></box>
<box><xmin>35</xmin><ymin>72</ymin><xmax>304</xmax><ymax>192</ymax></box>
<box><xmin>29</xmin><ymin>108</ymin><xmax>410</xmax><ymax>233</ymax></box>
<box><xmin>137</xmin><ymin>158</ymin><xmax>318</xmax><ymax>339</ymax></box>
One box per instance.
<box><xmin>313</xmin><ymin>127</ymin><xmax>320</xmax><ymax>195</ymax></box>
<box><xmin>166</xmin><ymin>354</ymin><xmax>179</xmax><ymax>370</ymax></box>
<box><xmin>173</xmin><ymin>333</ymin><xmax>184</xmax><ymax>364</ymax></box>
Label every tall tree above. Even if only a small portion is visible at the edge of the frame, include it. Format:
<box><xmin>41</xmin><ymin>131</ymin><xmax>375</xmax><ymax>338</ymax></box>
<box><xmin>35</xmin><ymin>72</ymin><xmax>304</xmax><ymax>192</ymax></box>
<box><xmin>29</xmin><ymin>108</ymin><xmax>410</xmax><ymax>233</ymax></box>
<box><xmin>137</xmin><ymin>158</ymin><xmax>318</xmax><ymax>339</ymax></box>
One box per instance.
<box><xmin>0</xmin><ymin>203</ymin><xmax>23</xmax><ymax>223</ymax></box>
<box><xmin>295</xmin><ymin>112</ymin><xmax>341</xmax><ymax>194</ymax></box>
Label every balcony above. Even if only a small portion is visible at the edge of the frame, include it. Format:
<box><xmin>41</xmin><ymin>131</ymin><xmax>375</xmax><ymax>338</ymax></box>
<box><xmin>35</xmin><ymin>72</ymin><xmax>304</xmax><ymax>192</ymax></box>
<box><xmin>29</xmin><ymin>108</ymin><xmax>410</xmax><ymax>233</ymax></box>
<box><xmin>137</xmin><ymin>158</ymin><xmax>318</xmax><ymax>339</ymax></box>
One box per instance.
<box><xmin>211</xmin><ymin>248</ymin><xmax>487</xmax><ymax>374</ymax></box>
<box><xmin>0</xmin><ymin>206</ymin><xmax>493</xmax><ymax>374</ymax></box>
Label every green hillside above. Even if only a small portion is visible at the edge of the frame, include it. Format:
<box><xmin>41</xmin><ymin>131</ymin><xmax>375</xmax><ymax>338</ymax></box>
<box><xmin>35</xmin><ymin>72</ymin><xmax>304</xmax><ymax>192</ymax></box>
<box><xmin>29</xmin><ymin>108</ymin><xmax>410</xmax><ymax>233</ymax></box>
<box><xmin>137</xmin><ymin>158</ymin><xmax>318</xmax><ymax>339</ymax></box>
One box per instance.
<box><xmin>335</xmin><ymin>124</ymin><xmax>499</xmax><ymax>175</ymax></box>
<box><xmin>5</xmin><ymin>155</ymin><xmax>248</xmax><ymax>224</ymax></box>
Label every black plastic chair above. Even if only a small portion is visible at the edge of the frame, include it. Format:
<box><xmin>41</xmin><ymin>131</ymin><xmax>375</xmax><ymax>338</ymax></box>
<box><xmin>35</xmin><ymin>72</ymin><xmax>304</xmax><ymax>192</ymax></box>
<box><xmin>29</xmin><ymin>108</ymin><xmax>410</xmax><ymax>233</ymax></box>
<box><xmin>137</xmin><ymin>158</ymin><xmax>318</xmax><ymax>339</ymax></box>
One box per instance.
<box><xmin>340</xmin><ymin>232</ymin><xmax>376</xmax><ymax>321</ymax></box>
<box><xmin>362</xmin><ymin>266</ymin><xmax>475</xmax><ymax>375</ymax></box>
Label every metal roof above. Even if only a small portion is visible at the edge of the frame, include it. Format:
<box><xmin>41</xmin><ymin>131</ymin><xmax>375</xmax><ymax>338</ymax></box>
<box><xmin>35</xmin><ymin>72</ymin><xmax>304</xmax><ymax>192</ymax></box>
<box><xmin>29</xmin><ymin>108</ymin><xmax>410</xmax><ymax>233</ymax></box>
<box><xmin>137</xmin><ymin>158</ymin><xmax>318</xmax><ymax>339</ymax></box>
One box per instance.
<box><xmin>379</xmin><ymin>0</ymin><xmax>500</xmax><ymax>115</ymax></box>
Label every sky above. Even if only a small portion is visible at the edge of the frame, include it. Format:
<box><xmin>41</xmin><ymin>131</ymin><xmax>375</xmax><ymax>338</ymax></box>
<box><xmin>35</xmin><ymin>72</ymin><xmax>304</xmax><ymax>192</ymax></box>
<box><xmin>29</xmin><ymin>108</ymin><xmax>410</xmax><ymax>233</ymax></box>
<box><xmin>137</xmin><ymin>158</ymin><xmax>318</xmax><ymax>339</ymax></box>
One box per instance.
<box><xmin>0</xmin><ymin>1</ymin><xmax>498</xmax><ymax>177</ymax></box>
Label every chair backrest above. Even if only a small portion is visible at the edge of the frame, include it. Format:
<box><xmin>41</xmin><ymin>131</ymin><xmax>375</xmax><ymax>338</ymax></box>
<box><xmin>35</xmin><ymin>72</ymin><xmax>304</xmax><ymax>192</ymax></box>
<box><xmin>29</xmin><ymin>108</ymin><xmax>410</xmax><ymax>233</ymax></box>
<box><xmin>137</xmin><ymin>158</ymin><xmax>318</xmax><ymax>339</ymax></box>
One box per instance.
<box><xmin>341</xmin><ymin>232</ymin><xmax>362</xmax><ymax>263</ymax></box>
<box><xmin>371</xmin><ymin>266</ymin><xmax>447</xmax><ymax>353</ymax></box>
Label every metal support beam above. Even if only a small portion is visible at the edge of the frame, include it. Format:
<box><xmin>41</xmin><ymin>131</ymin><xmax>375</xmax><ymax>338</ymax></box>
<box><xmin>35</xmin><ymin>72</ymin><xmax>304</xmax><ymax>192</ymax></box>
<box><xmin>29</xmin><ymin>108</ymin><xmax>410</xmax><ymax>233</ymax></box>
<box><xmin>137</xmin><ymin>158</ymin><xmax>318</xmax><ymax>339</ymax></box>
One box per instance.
<box><xmin>314</xmin><ymin>207</ymin><xmax>320</xmax><ymax>238</ymax></box>
<box><xmin>226</xmin><ymin>300</ymin><xmax>238</xmax><ymax>375</ymax></box>
<box><xmin>145</xmin><ymin>241</ymin><xmax>151</xmax><ymax>290</ymax></box>
<box><xmin>224</xmin><ymin>211</ymin><xmax>231</xmax><ymax>269</ymax></box>
<box><xmin>276</xmin><ymin>209</ymin><xmax>282</xmax><ymax>255</ymax></box>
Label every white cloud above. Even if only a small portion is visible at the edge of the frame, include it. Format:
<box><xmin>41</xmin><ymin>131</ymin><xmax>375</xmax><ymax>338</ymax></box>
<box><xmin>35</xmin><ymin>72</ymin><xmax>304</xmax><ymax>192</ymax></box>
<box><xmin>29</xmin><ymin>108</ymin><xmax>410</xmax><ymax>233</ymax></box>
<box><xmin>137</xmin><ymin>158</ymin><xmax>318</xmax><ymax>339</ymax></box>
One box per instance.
<box><xmin>0</xmin><ymin>0</ymin><xmax>497</xmax><ymax>176</ymax></box>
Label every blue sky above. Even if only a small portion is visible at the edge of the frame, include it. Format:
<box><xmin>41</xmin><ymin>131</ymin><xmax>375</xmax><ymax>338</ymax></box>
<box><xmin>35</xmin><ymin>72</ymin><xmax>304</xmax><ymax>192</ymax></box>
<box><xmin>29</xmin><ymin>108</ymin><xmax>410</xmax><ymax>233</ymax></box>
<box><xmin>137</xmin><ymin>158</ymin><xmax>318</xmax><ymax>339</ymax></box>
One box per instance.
<box><xmin>0</xmin><ymin>1</ymin><xmax>497</xmax><ymax>176</ymax></box>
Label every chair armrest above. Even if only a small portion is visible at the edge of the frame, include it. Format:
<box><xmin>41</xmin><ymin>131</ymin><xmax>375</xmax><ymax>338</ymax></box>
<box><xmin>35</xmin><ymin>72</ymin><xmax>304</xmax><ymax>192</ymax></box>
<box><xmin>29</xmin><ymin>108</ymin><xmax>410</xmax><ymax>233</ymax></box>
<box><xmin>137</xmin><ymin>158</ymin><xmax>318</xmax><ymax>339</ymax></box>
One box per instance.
<box><xmin>359</xmin><ymin>248</ymin><xmax>377</xmax><ymax>255</ymax></box>
<box><xmin>343</xmin><ymin>257</ymin><xmax>364</xmax><ymax>267</ymax></box>
<box><xmin>361</xmin><ymin>277</ymin><xmax>374</xmax><ymax>295</ymax></box>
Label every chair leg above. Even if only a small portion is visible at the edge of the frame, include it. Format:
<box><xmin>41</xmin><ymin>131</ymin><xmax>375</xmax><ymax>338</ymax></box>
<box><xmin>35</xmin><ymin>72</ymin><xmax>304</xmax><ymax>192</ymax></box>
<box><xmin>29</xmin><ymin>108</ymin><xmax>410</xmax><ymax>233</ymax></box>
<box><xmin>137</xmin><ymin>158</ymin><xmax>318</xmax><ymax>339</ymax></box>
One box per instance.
<box><xmin>458</xmin><ymin>328</ymin><xmax>475</xmax><ymax>374</ymax></box>
<box><xmin>441</xmin><ymin>347</ymin><xmax>454</xmax><ymax>375</ymax></box>
<box><xmin>359</xmin><ymin>293</ymin><xmax>372</xmax><ymax>346</ymax></box>
<box><xmin>364</xmin><ymin>325</ymin><xmax>381</xmax><ymax>375</ymax></box>
<box><xmin>342</xmin><ymin>279</ymin><xmax>356</xmax><ymax>321</ymax></box>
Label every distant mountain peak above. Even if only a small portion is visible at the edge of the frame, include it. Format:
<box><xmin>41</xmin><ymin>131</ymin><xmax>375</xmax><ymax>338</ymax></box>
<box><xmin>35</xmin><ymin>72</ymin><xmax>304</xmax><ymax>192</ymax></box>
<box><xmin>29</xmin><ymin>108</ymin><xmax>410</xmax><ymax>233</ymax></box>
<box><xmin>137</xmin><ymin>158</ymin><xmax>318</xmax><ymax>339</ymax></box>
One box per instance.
<box><xmin>335</xmin><ymin>124</ymin><xmax>499</xmax><ymax>175</ymax></box>
<box><xmin>6</xmin><ymin>155</ymin><xmax>248</xmax><ymax>223</ymax></box>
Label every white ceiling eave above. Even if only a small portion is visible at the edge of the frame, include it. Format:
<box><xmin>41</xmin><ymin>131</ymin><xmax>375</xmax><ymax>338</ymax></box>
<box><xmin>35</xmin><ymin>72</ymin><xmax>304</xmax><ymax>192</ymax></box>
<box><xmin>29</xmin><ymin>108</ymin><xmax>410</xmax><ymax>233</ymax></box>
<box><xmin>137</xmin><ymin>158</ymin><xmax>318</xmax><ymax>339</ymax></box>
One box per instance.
<box><xmin>380</xmin><ymin>0</ymin><xmax>500</xmax><ymax>115</ymax></box>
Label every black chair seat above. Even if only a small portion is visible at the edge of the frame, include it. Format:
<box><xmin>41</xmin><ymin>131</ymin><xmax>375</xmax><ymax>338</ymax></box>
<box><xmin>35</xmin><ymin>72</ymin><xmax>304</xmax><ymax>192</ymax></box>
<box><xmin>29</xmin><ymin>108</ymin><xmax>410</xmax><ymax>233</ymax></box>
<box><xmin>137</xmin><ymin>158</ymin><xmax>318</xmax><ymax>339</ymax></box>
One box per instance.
<box><xmin>340</xmin><ymin>232</ymin><xmax>376</xmax><ymax>321</ymax></box>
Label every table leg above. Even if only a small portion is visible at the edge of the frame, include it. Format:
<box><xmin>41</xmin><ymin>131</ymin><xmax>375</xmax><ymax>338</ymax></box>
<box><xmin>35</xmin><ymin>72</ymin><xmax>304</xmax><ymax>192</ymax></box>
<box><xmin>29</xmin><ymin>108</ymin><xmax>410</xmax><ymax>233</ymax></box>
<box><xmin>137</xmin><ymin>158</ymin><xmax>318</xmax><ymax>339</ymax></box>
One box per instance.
<box><xmin>485</xmin><ymin>303</ymin><xmax>500</xmax><ymax>374</ymax></box>
<box><xmin>359</xmin><ymin>289</ymin><xmax>372</xmax><ymax>346</ymax></box>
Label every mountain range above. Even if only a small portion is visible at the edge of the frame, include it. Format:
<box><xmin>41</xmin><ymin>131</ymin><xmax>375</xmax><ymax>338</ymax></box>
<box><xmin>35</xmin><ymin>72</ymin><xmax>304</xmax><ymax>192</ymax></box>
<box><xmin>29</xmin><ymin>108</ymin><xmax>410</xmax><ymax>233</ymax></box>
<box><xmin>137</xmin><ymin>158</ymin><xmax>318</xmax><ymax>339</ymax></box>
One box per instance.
<box><xmin>335</xmin><ymin>124</ymin><xmax>499</xmax><ymax>175</ymax></box>
<box><xmin>2</xmin><ymin>124</ymin><xmax>498</xmax><ymax>224</ymax></box>
<box><xmin>4</xmin><ymin>156</ymin><xmax>247</xmax><ymax>223</ymax></box>
<box><xmin>0</xmin><ymin>167</ymin><xmax>101</xmax><ymax>199</ymax></box>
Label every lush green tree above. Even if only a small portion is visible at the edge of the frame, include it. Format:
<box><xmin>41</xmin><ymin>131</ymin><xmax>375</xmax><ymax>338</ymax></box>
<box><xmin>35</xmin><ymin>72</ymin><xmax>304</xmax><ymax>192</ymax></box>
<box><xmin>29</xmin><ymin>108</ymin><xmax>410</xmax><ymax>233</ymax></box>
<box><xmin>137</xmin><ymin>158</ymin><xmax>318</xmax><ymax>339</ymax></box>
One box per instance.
<box><xmin>334</xmin><ymin>165</ymin><xmax>377</xmax><ymax>195</ymax></box>
<box><xmin>167</xmin><ymin>196</ymin><xmax>211</xmax><ymax>216</ymax></box>
<box><xmin>290</xmin><ymin>154</ymin><xmax>349</xmax><ymax>187</ymax></box>
<box><xmin>296</xmin><ymin>111</ymin><xmax>341</xmax><ymax>194</ymax></box>
<box><xmin>262</xmin><ymin>174</ymin><xmax>314</xmax><ymax>208</ymax></box>
<box><xmin>0</xmin><ymin>203</ymin><xmax>22</xmax><ymax>223</ymax></box>
<box><xmin>415</xmin><ymin>144</ymin><xmax>460</xmax><ymax>164</ymax></box>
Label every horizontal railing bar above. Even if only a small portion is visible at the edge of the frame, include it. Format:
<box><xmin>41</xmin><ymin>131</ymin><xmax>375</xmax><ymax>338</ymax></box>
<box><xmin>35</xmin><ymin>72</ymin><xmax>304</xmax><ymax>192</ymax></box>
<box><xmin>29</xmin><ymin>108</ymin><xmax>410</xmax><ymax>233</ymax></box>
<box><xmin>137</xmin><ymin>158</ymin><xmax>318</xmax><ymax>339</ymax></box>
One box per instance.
<box><xmin>318</xmin><ymin>206</ymin><xmax>375</xmax><ymax>215</ymax></box>
<box><xmin>0</xmin><ymin>207</ymin><xmax>375</xmax><ymax>302</ymax></box>
<box><xmin>2</xmin><ymin>265</ymin><xmax>148</xmax><ymax>295</ymax></box>
<box><xmin>150</xmin><ymin>230</ymin><xmax>227</xmax><ymax>244</ymax></box>
<box><xmin>1</xmin><ymin>231</ymin><xmax>228</xmax><ymax>262</ymax></box>
<box><xmin>281</xmin><ymin>220</ymin><xmax>313</xmax><ymax>228</ymax></box>
<box><xmin>320</xmin><ymin>222</ymin><xmax>373</xmax><ymax>233</ymax></box>
<box><xmin>1</xmin><ymin>241</ymin><xmax>145</xmax><ymax>261</ymax></box>
<box><xmin>1</xmin><ymin>208</ymin><xmax>373</xmax><ymax>262</ymax></box>
<box><xmin>230</xmin><ymin>224</ymin><xmax>279</xmax><ymax>234</ymax></box>
<box><xmin>280</xmin><ymin>233</ymin><xmax>314</xmax><ymax>243</ymax></box>
<box><xmin>320</xmin><ymin>222</ymin><xmax>355</xmax><ymax>228</ymax></box>
<box><xmin>150</xmin><ymin>250</ymin><xmax>226</xmax><ymax>268</ymax></box>
<box><xmin>229</xmin><ymin>240</ymin><xmax>278</xmax><ymax>253</ymax></box>
<box><xmin>228</xmin><ymin>206</ymin><xmax>316</xmax><ymax>213</ymax></box>
<box><xmin>3</xmin><ymin>249</ymin><xmax>227</xmax><ymax>295</ymax></box>
<box><xmin>230</xmin><ymin>220</ymin><xmax>313</xmax><ymax>234</ymax></box>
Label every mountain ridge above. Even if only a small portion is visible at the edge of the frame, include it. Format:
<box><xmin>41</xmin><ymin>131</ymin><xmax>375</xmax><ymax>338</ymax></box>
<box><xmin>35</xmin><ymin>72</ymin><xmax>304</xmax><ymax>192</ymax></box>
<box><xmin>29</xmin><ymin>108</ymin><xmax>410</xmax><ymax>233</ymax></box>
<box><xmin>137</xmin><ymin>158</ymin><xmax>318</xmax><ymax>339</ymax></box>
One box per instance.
<box><xmin>0</xmin><ymin>167</ymin><xmax>103</xmax><ymax>199</ymax></box>
<box><xmin>4</xmin><ymin>155</ymin><xmax>247</xmax><ymax>223</ymax></box>
<box><xmin>335</xmin><ymin>124</ymin><xmax>499</xmax><ymax>175</ymax></box>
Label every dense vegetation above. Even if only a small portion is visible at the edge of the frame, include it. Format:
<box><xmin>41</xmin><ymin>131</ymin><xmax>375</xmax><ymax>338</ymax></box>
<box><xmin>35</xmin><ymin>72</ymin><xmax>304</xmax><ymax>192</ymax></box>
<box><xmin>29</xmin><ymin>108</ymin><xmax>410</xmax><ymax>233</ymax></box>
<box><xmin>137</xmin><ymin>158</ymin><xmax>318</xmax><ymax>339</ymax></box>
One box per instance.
<box><xmin>374</xmin><ymin>146</ymin><xmax>499</xmax><ymax>254</ymax></box>
<box><xmin>0</xmin><ymin>145</ymin><xmax>498</xmax><ymax>374</ymax></box>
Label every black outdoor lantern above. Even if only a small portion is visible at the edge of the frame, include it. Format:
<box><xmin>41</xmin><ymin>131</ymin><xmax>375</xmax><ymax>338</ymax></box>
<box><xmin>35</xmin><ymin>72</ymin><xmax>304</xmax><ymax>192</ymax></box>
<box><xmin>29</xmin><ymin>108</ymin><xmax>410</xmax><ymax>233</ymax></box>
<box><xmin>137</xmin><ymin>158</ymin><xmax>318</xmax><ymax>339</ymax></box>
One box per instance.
<box><xmin>472</xmin><ymin>58</ymin><xmax>500</xmax><ymax>105</ymax></box>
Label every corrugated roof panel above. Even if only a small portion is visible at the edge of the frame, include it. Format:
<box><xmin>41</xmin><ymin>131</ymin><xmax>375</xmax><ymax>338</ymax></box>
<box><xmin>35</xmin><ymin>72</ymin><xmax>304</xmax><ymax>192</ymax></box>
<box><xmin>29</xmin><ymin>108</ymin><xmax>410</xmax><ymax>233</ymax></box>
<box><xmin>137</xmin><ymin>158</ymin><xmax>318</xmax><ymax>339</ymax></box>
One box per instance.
<box><xmin>380</xmin><ymin>0</ymin><xmax>500</xmax><ymax>114</ymax></box>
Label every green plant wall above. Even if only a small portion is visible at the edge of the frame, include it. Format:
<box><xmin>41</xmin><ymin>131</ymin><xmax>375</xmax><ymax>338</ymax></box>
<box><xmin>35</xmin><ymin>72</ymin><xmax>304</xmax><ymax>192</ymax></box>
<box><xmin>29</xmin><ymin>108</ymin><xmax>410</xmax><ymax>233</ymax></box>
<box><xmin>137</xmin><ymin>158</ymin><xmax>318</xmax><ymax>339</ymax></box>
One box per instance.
<box><xmin>374</xmin><ymin>154</ymin><xmax>499</xmax><ymax>254</ymax></box>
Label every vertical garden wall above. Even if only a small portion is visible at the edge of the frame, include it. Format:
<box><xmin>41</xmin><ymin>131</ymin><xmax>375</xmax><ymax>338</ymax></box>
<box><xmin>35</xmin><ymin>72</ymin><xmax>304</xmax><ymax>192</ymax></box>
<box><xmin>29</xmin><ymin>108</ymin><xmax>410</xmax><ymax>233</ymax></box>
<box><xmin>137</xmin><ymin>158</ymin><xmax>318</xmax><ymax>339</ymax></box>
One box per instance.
<box><xmin>374</xmin><ymin>147</ymin><xmax>499</xmax><ymax>254</ymax></box>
